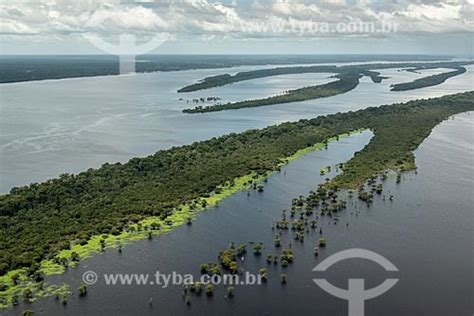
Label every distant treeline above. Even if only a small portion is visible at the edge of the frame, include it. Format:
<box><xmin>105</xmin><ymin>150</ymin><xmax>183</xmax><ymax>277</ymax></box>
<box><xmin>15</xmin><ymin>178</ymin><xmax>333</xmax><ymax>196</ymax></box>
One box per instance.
<box><xmin>0</xmin><ymin>55</ymin><xmax>450</xmax><ymax>84</ymax></box>
<box><xmin>1</xmin><ymin>91</ymin><xmax>473</xmax><ymax>276</ymax></box>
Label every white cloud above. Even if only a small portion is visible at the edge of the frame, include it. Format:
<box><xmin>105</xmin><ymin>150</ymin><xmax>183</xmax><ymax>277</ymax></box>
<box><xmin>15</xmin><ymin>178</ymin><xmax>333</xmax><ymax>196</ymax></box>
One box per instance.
<box><xmin>0</xmin><ymin>19</ymin><xmax>38</xmax><ymax>35</ymax></box>
<box><xmin>84</xmin><ymin>6</ymin><xmax>168</xmax><ymax>32</ymax></box>
<box><xmin>0</xmin><ymin>0</ymin><xmax>472</xmax><ymax>39</ymax></box>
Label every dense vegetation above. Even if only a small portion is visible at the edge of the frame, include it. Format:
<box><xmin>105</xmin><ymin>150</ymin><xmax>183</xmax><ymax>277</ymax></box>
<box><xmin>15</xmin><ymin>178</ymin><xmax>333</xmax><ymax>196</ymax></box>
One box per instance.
<box><xmin>1</xmin><ymin>92</ymin><xmax>473</xmax><ymax>279</ymax></box>
<box><xmin>180</xmin><ymin>61</ymin><xmax>471</xmax><ymax>113</ymax></box>
<box><xmin>183</xmin><ymin>73</ymin><xmax>360</xmax><ymax>113</ymax></box>
<box><xmin>327</xmin><ymin>93</ymin><xmax>474</xmax><ymax>188</ymax></box>
<box><xmin>390</xmin><ymin>67</ymin><xmax>467</xmax><ymax>91</ymax></box>
<box><xmin>360</xmin><ymin>70</ymin><xmax>387</xmax><ymax>83</ymax></box>
<box><xmin>177</xmin><ymin>66</ymin><xmax>340</xmax><ymax>92</ymax></box>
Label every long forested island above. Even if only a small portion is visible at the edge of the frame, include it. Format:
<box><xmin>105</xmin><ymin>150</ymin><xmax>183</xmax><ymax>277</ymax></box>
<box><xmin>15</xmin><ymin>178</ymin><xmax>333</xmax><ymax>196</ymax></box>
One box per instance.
<box><xmin>183</xmin><ymin>72</ymin><xmax>361</xmax><ymax>113</ymax></box>
<box><xmin>390</xmin><ymin>67</ymin><xmax>467</xmax><ymax>91</ymax></box>
<box><xmin>180</xmin><ymin>61</ymin><xmax>471</xmax><ymax>113</ymax></box>
<box><xmin>1</xmin><ymin>91</ymin><xmax>473</xmax><ymax>308</ymax></box>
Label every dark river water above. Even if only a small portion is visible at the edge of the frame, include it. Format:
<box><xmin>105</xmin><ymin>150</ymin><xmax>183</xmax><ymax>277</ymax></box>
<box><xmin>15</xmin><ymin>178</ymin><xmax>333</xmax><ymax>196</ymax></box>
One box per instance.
<box><xmin>6</xmin><ymin>112</ymin><xmax>473</xmax><ymax>316</ymax></box>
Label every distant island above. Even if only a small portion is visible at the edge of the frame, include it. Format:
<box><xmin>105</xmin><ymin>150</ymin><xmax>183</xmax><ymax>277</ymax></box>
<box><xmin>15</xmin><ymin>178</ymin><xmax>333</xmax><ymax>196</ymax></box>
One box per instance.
<box><xmin>390</xmin><ymin>66</ymin><xmax>467</xmax><ymax>91</ymax></box>
<box><xmin>183</xmin><ymin>72</ymin><xmax>361</xmax><ymax>113</ymax></box>
<box><xmin>181</xmin><ymin>61</ymin><xmax>471</xmax><ymax>113</ymax></box>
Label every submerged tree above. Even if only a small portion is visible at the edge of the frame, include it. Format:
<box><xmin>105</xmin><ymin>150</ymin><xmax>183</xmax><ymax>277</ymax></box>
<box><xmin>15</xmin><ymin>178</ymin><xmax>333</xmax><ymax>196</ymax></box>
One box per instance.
<box><xmin>78</xmin><ymin>283</ymin><xmax>88</xmax><ymax>297</ymax></box>
<box><xmin>227</xmin><ymin>286</ymin><xmax>235</xmax><ymax>298</ymax></box>
<box><xmin>319</xmin><ymin>238</ymin><xmax>327</xmax><ymax>247</ymax></box>
<box><xmin>200</xmin><ymin>263</ymin><xmax>209</xmax><ymax>274</ymax></box>
<box><xmin>253</xmin><ymin>243</ymin><xmax>263</xmax><ymax>256</ymax></box>
<box><xmin>258</xmin><ymin>268</ymin><xmax>268</xmax><ymax>282</ymax></box>
<box><xmin>71</xmin><ymin>251</ymin><xmax>80</xmax><ymax>262</ymax></box>
<box><xmin>205</xmin><ymin>284</ymin><xmax>214</xmax><ymax>297</ymax></box>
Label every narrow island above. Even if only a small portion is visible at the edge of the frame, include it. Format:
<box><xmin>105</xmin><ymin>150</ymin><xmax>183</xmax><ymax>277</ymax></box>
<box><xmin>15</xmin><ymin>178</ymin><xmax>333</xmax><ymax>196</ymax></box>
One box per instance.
<box><xmin>177</xmin><ymin>65</ymin><xmax>340</xmax><ymax>92</ymax></box>
<box><xmin>390</xmin><ymin>67</ymin><xmax>467</xmax><ymax>91</ymax></box>
<box><xmin>183</xmin><ymin>73</ymin><xmax>361</xmax><ymax>113</ymax></box>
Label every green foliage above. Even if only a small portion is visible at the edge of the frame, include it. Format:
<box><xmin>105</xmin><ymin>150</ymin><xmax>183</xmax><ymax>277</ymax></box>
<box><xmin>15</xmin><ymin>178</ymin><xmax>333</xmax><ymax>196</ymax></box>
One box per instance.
<box><xmin>178</xmin><ymin>65</ymin><xmax>339</xmax><ymax>92</ymax></box>
<box><xmin>22</xmin><ymin>288</ymin><xmax>33</xmax><ymax>302</ymax></box>
<box><xmin>183</xmin><ymin>73</ymin><xmax>360</xmax><ymax>113</ymax></box>
<box><xmin>78</xmin><ymin>283</ymin><xmax>87</xmax><ymax>297</ymax></box>
<box><xmin>258</xmin><ymin>268</ymin><xmax>268</xmax><ymax>282</ymax></box>
<box><xmin>280</xmin><ymin>248</ymin><xmax>294</xmax><ymax>267</ymax></box>
<box><xmin>190</xmin><ymin>282</ymin><xmax>202</xmax><ymax>294</ymax></box>
<box><xmin>253</xmin><ymin>243</ymin><xmax>263</xmax><ymax>255</ymax></box>
<box><xmin>218</xmin><ymin>246</ymin><xmax>238</xmax><ymax>273</ymax></box>
<box><xmin>328</xmin><ymin>93</ymin><xmax>474</xmax><ymax>188</ymax></box>
<box><xmin>200</xmin><ymin>263</ymin><xmax>209</xmax><ymax>274</ymax></box>
<box><xmin>319</xmin><ymin>238</ymin><xmax>327</xmax><ymax>247</ymax></box>
<box><xmin>205</xmin><ymin>284</ymin><xmax>214</xmax><ymax>296</ymax></box>
<box><xmin>235</xmin><ymin>244</ymin><xmax>247</xmax><ymax>256</ymax></box>
<box><xmin>226</xmin><ymin>286</ymin><xmax>235</xmax><ymax>298</ymax></box>
<box><xmin>0</xmin><ymin>92</ymin><xmax>473</xmax><ymax>279</ymax></box>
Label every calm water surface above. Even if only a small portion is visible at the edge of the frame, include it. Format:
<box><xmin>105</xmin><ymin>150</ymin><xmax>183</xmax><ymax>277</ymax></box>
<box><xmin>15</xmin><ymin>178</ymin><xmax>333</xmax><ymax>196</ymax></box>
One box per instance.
<box><xmin>1</xmin><ymin>63</ymin><xmax>473</xmax><ymax>192</ymax></box>
<box><xmin>7</xmin><ymin>112</ymin><xmax>474</xmax><ymax>315</ymax></box>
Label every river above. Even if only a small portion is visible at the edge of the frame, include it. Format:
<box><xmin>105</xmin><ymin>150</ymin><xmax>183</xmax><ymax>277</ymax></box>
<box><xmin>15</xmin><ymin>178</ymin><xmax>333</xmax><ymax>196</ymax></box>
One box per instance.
<box><xmin>0</xmin><ymin>63</ymin><xmax>473</xmax><ymax>192</ymax></box>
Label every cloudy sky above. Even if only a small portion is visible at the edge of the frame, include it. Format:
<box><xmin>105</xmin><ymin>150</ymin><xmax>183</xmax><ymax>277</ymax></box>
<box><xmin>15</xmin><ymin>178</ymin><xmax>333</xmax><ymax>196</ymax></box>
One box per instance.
<box><xmin>0</xmin><ymin>0</ymin><xmax>473</xmax><ymax>55</ymax></box>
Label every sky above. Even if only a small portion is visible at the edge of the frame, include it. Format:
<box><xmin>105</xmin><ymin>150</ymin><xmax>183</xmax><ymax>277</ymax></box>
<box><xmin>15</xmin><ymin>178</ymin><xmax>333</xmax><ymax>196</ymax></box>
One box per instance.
<box><xmin>0</xmin><ymin>0</ymin><xmax>473</xmax><ymax>56</ymax></box>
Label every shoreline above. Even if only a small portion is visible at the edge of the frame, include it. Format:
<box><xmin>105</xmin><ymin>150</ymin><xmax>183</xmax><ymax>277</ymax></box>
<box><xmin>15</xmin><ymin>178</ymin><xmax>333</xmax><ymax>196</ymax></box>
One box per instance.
<box><xmin>0</xmin><ymin>129</ymin><xmax>366</xmax><ymax>310</ymax></box>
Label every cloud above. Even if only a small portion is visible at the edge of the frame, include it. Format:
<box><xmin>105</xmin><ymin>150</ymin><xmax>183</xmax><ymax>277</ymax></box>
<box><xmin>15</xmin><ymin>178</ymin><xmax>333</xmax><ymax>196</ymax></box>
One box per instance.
<box><xmin>0</xmin><ymin>0</ymin><xmax>472</xmax><ymax>39</ymax></box>
<box><xmin>84</xmin><ymin>6</ymin><xmax>168</xmax><ymax>33</ymax></box>
<box><xmin>0</xmin><ymin>20</ymin><xmax>38</xmax><ymax>35</ymax></box>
